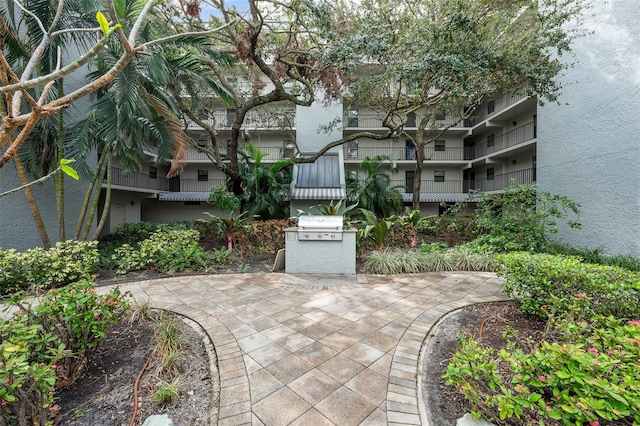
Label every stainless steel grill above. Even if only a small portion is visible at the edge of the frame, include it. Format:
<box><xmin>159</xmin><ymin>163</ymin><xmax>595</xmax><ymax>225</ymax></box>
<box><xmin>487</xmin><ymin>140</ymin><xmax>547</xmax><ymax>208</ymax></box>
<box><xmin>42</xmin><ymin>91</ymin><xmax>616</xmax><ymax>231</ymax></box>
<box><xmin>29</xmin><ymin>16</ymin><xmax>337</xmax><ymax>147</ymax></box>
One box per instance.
<box><xmin>297</xmin><ymin>215</ymin><xmax>343</xmax><ymax>241</ymax></box>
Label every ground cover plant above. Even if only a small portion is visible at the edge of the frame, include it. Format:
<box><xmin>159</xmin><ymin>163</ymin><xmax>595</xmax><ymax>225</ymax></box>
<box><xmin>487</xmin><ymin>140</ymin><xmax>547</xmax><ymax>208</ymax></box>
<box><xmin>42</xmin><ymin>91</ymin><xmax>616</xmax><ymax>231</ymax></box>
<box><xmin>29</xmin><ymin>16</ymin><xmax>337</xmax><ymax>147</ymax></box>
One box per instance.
<box><xmin>444</xmin><ymin>254</ymin><xmax>640</xmax><ymax>425</ymax></box>
<box><xmin>0</xmin><ymin>241</ymin><xmax>98</xmax><ymax>296</ymax></box>
<box><xmin>0</xmin><ymin>280</ymin><xmax>129</xmax><ymax>425</ymax></box>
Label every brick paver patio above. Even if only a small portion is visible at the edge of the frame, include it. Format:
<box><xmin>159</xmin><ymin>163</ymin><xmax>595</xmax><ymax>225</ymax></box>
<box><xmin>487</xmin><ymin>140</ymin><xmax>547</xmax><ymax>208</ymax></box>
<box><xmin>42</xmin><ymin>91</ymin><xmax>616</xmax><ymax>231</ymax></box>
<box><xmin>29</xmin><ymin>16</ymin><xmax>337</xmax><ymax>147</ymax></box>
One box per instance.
<box><xmin>102</xmin><ymin>271</ymin><xmax>505</xmax><ymax>425</ymax></box>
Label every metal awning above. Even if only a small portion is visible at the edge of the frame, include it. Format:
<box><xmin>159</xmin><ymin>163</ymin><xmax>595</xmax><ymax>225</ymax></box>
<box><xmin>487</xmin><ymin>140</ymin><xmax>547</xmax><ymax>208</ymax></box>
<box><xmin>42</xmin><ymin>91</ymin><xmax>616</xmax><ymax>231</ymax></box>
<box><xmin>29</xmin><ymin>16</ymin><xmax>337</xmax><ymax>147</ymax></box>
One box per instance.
<box><xmin>158</xmin><ymin>192</ymin><xmax>209</xmax><ymax>202</ymax></box>
<box><xmin>400</xmin><ymin>193</ymin><xmax>483</xmax><ymax>203</ymax></box>
<box><xmin>291</xmin><ymin>187</ymin><xmax>346</xmax><ymax>200</ymax></box>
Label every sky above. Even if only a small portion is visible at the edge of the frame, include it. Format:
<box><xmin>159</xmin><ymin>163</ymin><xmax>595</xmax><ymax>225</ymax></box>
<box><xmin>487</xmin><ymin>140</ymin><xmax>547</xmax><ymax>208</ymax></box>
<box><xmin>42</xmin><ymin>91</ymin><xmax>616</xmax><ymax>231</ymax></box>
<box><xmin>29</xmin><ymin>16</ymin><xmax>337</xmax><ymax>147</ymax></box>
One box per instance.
<box><xmin>201</xmin><ymin>0</ymin><xmax>249</xmax><ymax>19</ymax></box>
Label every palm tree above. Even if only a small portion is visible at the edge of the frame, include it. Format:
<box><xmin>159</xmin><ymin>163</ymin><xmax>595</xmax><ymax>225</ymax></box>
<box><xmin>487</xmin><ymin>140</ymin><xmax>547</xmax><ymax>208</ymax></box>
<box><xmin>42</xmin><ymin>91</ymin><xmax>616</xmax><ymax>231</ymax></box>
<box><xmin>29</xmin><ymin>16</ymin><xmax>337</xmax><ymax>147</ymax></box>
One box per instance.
<box><xmin>238</xmin><ymin>143</ymin><xmax>291</xmax><ymax>220</ymax></box>
<box><xmin>1</xmin><ymin>0</ymin><xmax>106</xmax><ymax>246</ymax></box>
<box><xmin>346</xmin><ymin>155</ymin><xmax>403</xmax><ymax>218</ymax></box>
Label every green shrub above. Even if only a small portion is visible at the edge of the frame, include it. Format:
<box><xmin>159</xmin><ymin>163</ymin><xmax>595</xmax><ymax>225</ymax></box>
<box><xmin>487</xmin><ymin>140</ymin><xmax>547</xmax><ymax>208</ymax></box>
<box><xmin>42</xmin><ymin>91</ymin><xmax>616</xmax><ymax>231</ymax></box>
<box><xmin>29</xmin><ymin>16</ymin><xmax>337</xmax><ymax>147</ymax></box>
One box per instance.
<box><xmin>112</xmin><ymin>229</ymin><xmax>204</xmax><ymax>274</ymax></box>
<box><xmin>4</xmin><ymin>279</ymin><xmax>130</xmax><ymax>388</ymax></box>
<box><xmin>496</xmin><ymin>252</ymin><xmax>640</xmax><ymax>319</ymax></box>
<box><xmin>549</xmin><ymin>242</ymin><xmax>640</xmax><ymax>271</ymax></box>
<box><xmin>1</xmin><ymin>279</ymin><xmax>129</xmax><ymax>424</ymax></box>
<box><xmin>444</xmin><ymin>301</ymin><xmax>640</xmax><ymax>425</ymax></box>
<box><xmin>471</xmin><ymin>184</ymin><xmax>581</xmax><ymax>253</ymax></box>
<box><xmin>363</xmin><ymin>248</ymin><xmax>495</xmax><ymax>274</ymax></box>
<box><xmin>100</xmin><ymin>221</ymin><xmax>159</xmax><ymax>244</ymax></box>
<box><xmin>0</xmin><ymin>240</ymin><xmax>99</xmax><ymax>295</ymax></box>
<box><xmin>0</xmin><ymin>335</ymin><xmax>64</xmax><ymax>426</ymax></box>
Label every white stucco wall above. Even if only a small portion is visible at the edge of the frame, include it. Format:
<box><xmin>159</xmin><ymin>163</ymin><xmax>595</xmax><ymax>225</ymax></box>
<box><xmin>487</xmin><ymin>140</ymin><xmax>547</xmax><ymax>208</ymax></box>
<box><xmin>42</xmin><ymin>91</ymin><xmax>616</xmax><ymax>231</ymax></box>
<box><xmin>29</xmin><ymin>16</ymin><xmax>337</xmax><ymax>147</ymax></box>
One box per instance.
<box><xmin>537</xmin><ymin>0</ymin><xmax>640</xmax><ymax>255</ymax></box>
<box><xmin>295</xmin><ymin>95</ymin><xmax>343</xmax><ymax>152</ymax></box>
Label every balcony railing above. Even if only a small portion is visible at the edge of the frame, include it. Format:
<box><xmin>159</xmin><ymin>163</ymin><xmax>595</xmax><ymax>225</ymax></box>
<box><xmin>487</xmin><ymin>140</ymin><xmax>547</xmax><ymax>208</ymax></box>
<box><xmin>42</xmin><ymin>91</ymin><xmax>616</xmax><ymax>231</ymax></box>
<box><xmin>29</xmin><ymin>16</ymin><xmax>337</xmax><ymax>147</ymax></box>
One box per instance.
<box><xmin>186</xmin><ymin>145</ymin><xmax>298</xmax><ymax>161</ymax></box>
<box><xmin>343</xmin><ymin>112</ymin><xmax>466</xmax><ymax>129</ymax></box>
<box><xmin>187</xmin><ymin>109</ymin><xmax>296</xmax><ymax>130</ymax></box>
<box><xmin>344</xmin><ymin>146</ymin><xmax>465</xmax><ymax>162</ymax></box>
<box><xmin>107</xmin><ymin>168</ymin><xmax>227</xmax><ymax>193</ymax></box>
<box><xmin>464</xmin><ymin>121</ymin><xmax>535</xmax><ymax>160</ymax></box>
<box><xmin>110</xmin><ymin>168</ymin><xmax>170</xmax><ymax>191</ymax></box>
<box><xmin>467</xmin><ymin>84</ymin><xmax>531</xmax><ymax>125</ymax></box>
<box><xmin>465</xmin><ymin>168</ymin><xmax>535</xmax><ymax>192</ymax></box>
<box><xmin>387</xmin><ymin>168</ymin><xmax>535</xmax><ymax>195</ymax></box>
<box><xmin>390</xmin><ymin>179</ymin><xmax>464</xmax><ymax>193</ymax></box>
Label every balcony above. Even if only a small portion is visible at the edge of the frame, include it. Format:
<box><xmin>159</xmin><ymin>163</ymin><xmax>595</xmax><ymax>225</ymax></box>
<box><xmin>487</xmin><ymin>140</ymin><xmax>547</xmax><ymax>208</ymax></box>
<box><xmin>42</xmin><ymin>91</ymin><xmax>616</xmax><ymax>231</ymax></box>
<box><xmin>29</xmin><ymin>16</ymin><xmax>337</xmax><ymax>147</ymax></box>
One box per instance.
<box><xmin>344</xmin><ymin>146</ymin><xmax>465</xmax><ymax>162</ymax></box>
<box><xmin>343</xmin><ymin>112</ymin><xmax>467</xmax><ymax>130</ymax></box>
<box><xmin>107</xmin><ymin>168</ymin><xmax>227</xmax><ymax>193</ymax></box>
<box><xmin>388</xmin><ymin>168</ymin><xmax>535</xmax><ymax>196</ymax></box>
<box><xmin>390</xmin><ymin>179</ymin><xmax>464</xmax><ymax>193</ymax></box>
<box><xmin>464</xmin><ymin>121</ymin><xmax>535</xmax><ymax>160</ymax></box>
<box><xmin>467</xmin><ymin>84</ymin><xmax>531</xmax><ymax>125</ymax></box>
<box><xmin>186</xmin><ymin>109</ymin><xmax>295</xmax><ymax>130</ymax></box>
<box><xmin>109</xmin><ymin>168</ymin><xmax>169</xmax><ymax>191</ymax></box>
<box><xmin>186</xmin><ymin>145</ymin><xmax>297</xmax><ymax>162</ymax></box>
<box><xmin>468</xmin><ymin>168</ymin><xmax>535</xmax><ymax>192</ymax></box>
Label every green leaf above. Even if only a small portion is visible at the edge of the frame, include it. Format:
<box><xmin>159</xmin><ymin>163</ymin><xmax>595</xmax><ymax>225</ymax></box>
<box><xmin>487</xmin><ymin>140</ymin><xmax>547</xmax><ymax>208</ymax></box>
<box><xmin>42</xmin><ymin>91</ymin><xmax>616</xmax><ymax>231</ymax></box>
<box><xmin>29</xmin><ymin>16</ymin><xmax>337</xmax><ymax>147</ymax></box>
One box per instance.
<box><xmin>96</xmin><ymin>11</ymin><xmax>109</xmax><ymax>36</ymax></box>
<box><xmin>60</xmin><ymin>159</ymin><xmax>79</xmax><ymax>180</ymax></box>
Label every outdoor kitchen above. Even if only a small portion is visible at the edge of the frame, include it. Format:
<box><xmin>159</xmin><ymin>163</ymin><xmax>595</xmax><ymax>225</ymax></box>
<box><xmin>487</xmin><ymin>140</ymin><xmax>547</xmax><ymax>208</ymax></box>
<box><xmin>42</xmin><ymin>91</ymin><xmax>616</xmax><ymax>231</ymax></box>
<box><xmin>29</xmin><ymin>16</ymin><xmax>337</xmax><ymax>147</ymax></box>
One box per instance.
<box><xmin>284</xmin><ymin>215</ymin><xmax>356</xmax><ymax>275</ymax></box>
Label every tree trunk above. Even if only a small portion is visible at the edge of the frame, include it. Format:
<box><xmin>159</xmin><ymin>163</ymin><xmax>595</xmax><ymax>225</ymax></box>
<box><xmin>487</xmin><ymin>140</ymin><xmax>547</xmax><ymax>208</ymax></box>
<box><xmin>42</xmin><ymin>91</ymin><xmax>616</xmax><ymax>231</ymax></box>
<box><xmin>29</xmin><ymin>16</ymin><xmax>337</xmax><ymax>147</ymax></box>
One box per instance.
<box><xmin>75</xmin><ymin>152</ymin><xmax>108</xmax><ymax>239</ymax></box>
<box><xmin>55</xmin><ymin>79</ymin><xmax>66</xmax><ymax>241</ymax></box>
<box><xmin>81</xmin><ymin>154</ymin><xmax>110</xmax><ymax>240</ymax></box>
<box><xmin>14</xmin><ymin>155</ymin><xmax>52</xmax><ymax>248</ymax></box>
<box><xmin>91</xmin><ymin>161</ymin><xmax>112</xmax><ymax>240</ymax></box>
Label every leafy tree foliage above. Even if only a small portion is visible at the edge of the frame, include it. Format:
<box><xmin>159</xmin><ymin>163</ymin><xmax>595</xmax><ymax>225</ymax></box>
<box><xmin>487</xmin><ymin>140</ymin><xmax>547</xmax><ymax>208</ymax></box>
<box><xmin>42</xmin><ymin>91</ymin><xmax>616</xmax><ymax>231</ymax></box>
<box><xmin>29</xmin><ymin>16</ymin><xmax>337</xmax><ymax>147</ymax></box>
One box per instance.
<box><xmin>331</xmin><ymin>0</ymin><xmax>587</xmax><ymax>209</ymax></box>
<box><xmin>346</xmin><ymin>155</ymin><xmax>403</xmax><ymax>218</ymax></box>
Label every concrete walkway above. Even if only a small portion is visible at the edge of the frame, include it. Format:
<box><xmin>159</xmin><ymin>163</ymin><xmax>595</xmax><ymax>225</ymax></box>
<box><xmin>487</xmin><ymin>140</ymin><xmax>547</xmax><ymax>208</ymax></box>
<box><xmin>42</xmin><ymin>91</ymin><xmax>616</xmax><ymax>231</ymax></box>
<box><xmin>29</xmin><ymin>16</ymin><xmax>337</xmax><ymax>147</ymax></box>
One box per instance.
<box><xmin>103</xmin><ymin>272</ymin><xmax>505</xmax><ymax>425</ymax></box>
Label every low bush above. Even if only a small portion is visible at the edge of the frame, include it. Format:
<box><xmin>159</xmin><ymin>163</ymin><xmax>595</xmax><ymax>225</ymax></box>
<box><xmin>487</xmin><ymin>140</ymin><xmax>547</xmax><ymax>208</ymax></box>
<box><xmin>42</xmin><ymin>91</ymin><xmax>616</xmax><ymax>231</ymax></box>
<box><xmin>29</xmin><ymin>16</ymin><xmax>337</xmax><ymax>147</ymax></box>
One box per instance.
<box><xmin>496</xmin><ymin>252</ymin><xmax>640</xmax><ymax>319</ymax></box>
<box><xmin>0</xmin><ymin>240</ymin><xmax>99</xmax><ymax>295</ymax></box>
<box><xmin>363</xmin><ymin>248</ymin><xmax>495</xmax><ymax>274</ymax></box>
<box><xmin>1</xmin><ymin>279</ymin><xmax>129</xmax><ymax>424</ymax></box>
<box><xmin>444</xmin><ymin>296</ymin><xmax>640</xmax><ymax>425</ymax></box>
<box><xmin>548</xmin><ymin>242</ymin><xmax>640</xmax><ymax>271</ymax></box>
<box><xmin>416</xmin><ymin>215</ymin><xmax>478</xmax><ymax>245</ymax></box>
<box><xmin>112</xmin><ymin>228</ymin><xmax>205</xmax><ymax>274</ymax></box>
<box><xmin>234</xmin><ymin>219</ymin><xmax>296</xmax><ymax>258</ymax></box>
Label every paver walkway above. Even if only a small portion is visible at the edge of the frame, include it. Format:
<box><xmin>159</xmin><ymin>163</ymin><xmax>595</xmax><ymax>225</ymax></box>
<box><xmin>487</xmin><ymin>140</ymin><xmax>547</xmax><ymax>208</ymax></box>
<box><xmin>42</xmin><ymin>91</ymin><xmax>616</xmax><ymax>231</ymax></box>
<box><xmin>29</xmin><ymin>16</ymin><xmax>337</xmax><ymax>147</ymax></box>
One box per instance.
<box><xmin>104</xmin><ymin>271</ymin><xmax>505</xmax><ymax>425</ymax></box>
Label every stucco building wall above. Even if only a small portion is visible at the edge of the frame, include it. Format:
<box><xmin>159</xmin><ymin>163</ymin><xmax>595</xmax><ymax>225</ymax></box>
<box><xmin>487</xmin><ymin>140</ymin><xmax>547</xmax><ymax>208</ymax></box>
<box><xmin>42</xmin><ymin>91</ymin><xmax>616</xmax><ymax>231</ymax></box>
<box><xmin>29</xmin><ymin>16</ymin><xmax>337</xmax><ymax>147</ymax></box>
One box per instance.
<box><xmin>537</xmin><ymin>0</ymin><xmax>640</xmax><ymax>255</ymax></box>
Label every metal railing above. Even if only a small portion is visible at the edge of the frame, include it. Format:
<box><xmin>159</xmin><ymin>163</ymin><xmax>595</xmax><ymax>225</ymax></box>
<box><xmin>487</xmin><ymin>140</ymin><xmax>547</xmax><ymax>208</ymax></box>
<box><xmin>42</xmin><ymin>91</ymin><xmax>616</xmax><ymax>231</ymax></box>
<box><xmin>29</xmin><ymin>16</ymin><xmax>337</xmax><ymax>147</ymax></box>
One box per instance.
<box><xmin>465</xmin><ymin>168</ymin><xmax>535</xmax><ymax>192</ymax></box>
<box><xmin>344</xmin><ymin>146</ymin><xmax>465</xmax><ymax>162</ymax></box>
<box><xmin>343</xmin><ymin>112</ymin><xmax>466</xmax><ymax>129</ymax></box>
<box><xmin>110</xmin><ymin>168</ymin><xmax>170</xmax><ymax>191</ymax></box>
<box><xmin>467</xmin><ymin>84</ymin><xmax>532</xmax><ymax>125</ymax></box>
<box><xmin>186</xmin><ymin>109</ymin><xmax>296</xmax><ymax>129</ymax></box>
<box><xmin>464</xmin><ymin>121</ymin><xmax>536</xmax><ymax>160</ymax></box>
<box><xmin>186</xmin><ymin>145</ymin><xmax>297</xmax><ymax>161</ymax></box>
<box><xmin>389</xmin><ymin>179</ymin><xmax>464</xmax><ymax>193</ymax></box>
<box><xmin>387</xmin><ymin>168</ymin><xmax>535</xmax><ymax>195</ymax></box>
<box><xmin>107</xmin><ymin>168</ymin><xmax>227</xmax><ymax>193</ymax></box>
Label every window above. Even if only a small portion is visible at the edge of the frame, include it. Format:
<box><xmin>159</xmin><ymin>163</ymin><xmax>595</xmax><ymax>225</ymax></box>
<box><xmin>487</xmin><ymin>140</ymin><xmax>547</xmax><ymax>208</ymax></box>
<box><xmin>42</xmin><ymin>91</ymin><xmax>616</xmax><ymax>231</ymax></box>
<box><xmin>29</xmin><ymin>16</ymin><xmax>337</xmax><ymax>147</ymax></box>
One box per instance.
<box><xmin>197</xmin><ymin>170</ymin><xmax>208</xmax><ymax>182</ymax></box>
<box><xmin>407</xmin><ymin>113</ymin><xmax>417</xmax><ymax>127</ymax></box>
<box><xmin>226</xmin><ymin>108</ymin><xmax>237</xmax><ymax>126</ymax></box>
<box><xmin>149</xmin><ymin>166</ymin><xmax>157</xmax><ymax>179</ymax></box>
<box><xmin>347</xmin><ymin>109</ymin><xmax>359</xmax><ymax>127</ymax></box>
<box><xmin>434</xmin><ymin>140</ymin><xmax>445</xmax><ymax>152</ymax></box>
<box><xmin>434</xmin><ymin>171</ymin><xmax>445</xmax><ymax>182</ymax></box>
<box><xmin>487</xmin><ymin>134</ymin><xmax>495</xmax><ymax>148</ymax></box>
<box><xmin>347</xmin><ymin>141</ymin><xmax>359</xmax><ymax>159</ymax></box>
<box><xmin>487</xmin><ymin>100</ymin><xmax>495</xmax><ymax>114</ymax></box>
<box><xmin>406</xmin><ymin>140</ymin><xmax>415</xmax><ymax>160</ymax></box>
<box><xmin>487</xmin><ymin>167</ymin><xmax>494</xmax><ymax>181</ymax></box>
<box><xmin>405</xmin><ymin>170</ymin><xmax>415</xmax><ymax>190</ymax></box>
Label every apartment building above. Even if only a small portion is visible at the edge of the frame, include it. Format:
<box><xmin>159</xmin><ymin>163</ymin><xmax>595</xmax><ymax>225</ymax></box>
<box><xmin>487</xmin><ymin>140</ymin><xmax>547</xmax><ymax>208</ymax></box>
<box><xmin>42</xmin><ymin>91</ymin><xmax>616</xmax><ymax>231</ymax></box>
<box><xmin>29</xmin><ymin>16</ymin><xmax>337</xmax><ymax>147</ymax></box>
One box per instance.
<box><xmin>98</xmin><ymin>86</ymin><xmax>537</xmax><ymax>232</ymax></box>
